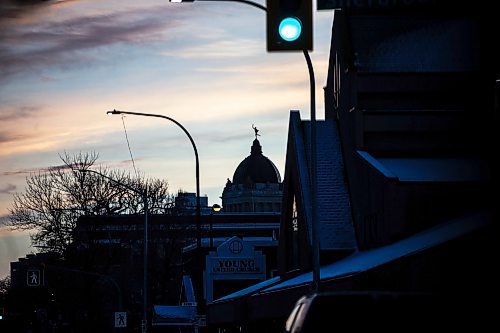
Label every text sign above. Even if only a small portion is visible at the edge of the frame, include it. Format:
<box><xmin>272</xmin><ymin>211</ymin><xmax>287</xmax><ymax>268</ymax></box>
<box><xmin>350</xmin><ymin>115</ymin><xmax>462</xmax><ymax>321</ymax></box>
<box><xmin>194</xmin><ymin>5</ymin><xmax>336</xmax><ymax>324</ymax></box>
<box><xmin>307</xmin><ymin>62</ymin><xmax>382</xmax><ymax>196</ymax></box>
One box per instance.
<box><xmin>212</xmin><ymin>258</ymin><xmax>263</xmax><ymax>274</ymax></box>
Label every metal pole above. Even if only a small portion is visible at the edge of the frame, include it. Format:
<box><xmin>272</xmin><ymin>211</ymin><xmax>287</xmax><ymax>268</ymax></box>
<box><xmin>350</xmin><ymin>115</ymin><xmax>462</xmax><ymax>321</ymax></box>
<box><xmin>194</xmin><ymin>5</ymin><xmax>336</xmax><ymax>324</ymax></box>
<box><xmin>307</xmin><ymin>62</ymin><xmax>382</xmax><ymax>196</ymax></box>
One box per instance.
<box><xmin>107</xmin><ymin>110</ymin><xmax>202</xmax><ymax>250</ymax></box>
<box><xmin>303</xmin><ymin>49</ymin><xmax>319</xmax><ymax>291</ymax></box>
<box><xmin>209</xmin><ymin>212</ymin><xmax>213</xmax><ymax>248</ymax></box>
<box><xmin>143</xmin><ymin>190</ymin><xmax>148</xmax><ymax>333</ymax></box>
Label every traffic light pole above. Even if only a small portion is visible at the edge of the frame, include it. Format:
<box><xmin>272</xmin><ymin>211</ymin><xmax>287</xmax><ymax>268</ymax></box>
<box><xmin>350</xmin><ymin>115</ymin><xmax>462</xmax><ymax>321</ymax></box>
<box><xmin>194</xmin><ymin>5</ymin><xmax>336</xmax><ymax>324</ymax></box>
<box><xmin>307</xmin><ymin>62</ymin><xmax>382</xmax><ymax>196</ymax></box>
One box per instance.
<box><xmin>170</xmin><ymin>0</ymin><xmax>320</xmax><ymax>292</ymax></box>
<box><xmin>302</xmin><ymin>49</ymin><xmax>319</xmax><ymax>292</ymax></box>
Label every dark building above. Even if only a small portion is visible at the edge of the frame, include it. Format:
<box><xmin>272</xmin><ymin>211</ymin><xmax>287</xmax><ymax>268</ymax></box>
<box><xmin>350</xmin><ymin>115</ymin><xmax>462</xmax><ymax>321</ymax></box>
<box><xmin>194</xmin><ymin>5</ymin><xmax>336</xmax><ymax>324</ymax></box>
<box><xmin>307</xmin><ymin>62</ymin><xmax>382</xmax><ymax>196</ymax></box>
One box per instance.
<box><xmin>6</xmin><ymin>252</ymin><xmax>92</xmax><ymax>332</ymax></box>
<box><xmin>222</xmin><ymin>133</ymin><xmax>283</xmax><ymax>213</ymax></box>
<box><xmin>174</xmin><ymin>191</ymin><xmax>209</xmax><ymax>215</ymax></box>
<box><xmin>325</xmin><ymin>8</ymin><xmax>494</xmax><ymax>250</ymax></box>
<box><xmin>207</xmin><ymin>2</ymin><xmax>496</xmax><ymax>331</ymax></box>
<box><xmin>278</xmin><ymin>112</ymin><xmax>357</xmax><ymax>274</ymax></box>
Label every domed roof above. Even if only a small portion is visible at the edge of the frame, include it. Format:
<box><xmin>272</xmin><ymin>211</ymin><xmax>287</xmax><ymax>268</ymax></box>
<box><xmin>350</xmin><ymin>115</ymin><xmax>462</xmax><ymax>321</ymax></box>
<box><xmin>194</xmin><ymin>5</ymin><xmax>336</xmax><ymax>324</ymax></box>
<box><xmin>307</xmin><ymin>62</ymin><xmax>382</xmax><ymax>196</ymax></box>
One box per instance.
<box><xmin>233</xmin><ymin>139</ymin><xmax>281</xmax><ymax>185</ymax></box>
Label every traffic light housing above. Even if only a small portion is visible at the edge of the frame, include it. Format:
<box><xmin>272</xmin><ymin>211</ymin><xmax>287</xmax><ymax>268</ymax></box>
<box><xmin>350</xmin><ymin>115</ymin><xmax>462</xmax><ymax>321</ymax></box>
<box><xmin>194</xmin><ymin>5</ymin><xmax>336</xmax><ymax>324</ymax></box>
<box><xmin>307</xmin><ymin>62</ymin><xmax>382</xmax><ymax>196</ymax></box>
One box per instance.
<box><xmin>266</xmin><ymin>0</ymin><xmax>312</xmax><ymax>51</ymax></box>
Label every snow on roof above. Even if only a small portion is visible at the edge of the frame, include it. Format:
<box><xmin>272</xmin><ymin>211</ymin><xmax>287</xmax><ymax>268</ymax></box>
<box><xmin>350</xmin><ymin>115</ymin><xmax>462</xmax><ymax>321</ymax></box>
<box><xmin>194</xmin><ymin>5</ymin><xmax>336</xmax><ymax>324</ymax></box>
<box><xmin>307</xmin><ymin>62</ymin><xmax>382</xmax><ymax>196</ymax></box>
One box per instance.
<box><xmin>214</xmin><ymin>276</ymin><xmax>281</xmax><ymax>302</ymax></box>
<box><xmin>153</xmin><ymin>305</ymin><xmax>196</xmax><ymax>326</ymax></box>
<box><xmin>357</xmin><ymin>150</ymin><xmax>490</xmax><ymax>182</ymax></box>
<box><xmin>291</xmin><ymin>112</ymin><xmax>357</xmax><ymax>250</ymax></box>
<box><xmin>258</xmin><ymin>212</ymin><xmax>489</xmax><ymax>293</ymax></box>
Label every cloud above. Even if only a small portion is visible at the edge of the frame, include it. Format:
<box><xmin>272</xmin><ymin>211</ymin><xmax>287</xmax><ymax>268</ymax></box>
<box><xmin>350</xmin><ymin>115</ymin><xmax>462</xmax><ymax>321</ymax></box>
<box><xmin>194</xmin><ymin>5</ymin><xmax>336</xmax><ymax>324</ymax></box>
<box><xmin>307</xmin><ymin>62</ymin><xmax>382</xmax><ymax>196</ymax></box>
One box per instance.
<box><xmin>0</xmin><ymin>105</ymin><xmax>44</xmax><ymax>146</ymax></box>
<box><xmin>0</xmin><ymin>131</ymin><xmax>30</xmax><ymax>144</ymax></box>
<box><xmin>1</xmin><ymin>168</ymin><xmax>43</xmax><ymax>176</ymax></box>
<box><xmin>0</xmin><ymin>163</ymin><xmax>69</xmax><ymax>176</ymax></box>
<box><xmin>0</xmin><ymin>184</ymin><xmax>16</xmax><ymax>194</ymax></box>
<box><xmin>0</xmin><ymin>105</ymin><xmax>41</xmax><ymax>121</ymax></box>
<box><xmin>0</xmin><ymin>2</ymin><xmax>179</xmax><ymax>82</ymax></box>
<box><xmin>161</xmin><ymin>38</ymin><xmax>263</xmax><ymax>59</ymax></box>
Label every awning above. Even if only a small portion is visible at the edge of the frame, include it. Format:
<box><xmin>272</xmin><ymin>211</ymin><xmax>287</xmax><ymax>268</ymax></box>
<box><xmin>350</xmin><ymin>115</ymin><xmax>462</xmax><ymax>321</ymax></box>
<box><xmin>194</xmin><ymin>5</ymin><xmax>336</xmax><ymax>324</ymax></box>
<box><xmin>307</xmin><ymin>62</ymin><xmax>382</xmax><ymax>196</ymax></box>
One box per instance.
<box><xmin>357</xmin><ymin>151</ymin><xmax>490</xmax><ymax>182</ymax></box>
<box><xmin>152</xmin><ymin>305</ymin><xmax>196</xmax><ymax>327</ymax></box>
<box><xmin>215</xmin><ymin>276</ymin><xmax>281</xmax><ymax>302</ymax></box>
<box><xmin>259</xmin><ymin>212</ymin><xmax>489</xmax><ymax>293</ymax></box>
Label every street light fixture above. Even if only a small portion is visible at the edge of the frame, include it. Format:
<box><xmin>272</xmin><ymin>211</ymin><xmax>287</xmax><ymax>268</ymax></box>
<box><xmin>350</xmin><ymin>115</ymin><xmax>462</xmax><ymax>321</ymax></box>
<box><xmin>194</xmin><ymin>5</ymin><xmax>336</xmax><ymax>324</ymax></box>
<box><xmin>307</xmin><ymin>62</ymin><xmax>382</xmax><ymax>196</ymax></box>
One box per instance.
<box><xmin>76</xmin><ymin>168</ymin><xmax>149</xmax><ymax>332</ymax></box>
<box><xmin>107</xmin><ymin>110</ymin><xmax>202</xmax><ymax>252</ymax></box>
<box><xmin>169</xmin><ymin>0</ymin><xmax>320</xmax><ymax>291</ymax></box>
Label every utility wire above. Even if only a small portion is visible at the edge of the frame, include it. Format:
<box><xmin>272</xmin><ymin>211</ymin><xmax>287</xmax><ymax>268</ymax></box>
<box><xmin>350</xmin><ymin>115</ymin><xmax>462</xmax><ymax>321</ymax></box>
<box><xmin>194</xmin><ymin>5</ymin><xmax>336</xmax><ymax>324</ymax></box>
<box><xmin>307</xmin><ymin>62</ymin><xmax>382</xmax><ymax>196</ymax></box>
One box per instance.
<box><xmin>121</xmin><ymin>115</ymin><xmax>139</xmax><ymax>178</ymax></box>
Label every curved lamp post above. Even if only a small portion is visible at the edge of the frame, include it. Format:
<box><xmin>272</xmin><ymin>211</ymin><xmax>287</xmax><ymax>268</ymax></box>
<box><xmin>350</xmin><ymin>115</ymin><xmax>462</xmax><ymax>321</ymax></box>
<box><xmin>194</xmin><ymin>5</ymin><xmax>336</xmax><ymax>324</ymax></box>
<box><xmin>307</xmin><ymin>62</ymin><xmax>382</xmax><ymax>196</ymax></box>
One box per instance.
<box><xmin>77</xmin><ymin>168</ymin><xmax>149</xmax><ymax>332</ymax></box>
<box><xmin>107</xmin><ymin>110</ymin><xmax>202</xmax><ymax>253</ymax></box>
<box><xmin>169</xmin><ymin>0</ymin><xmax>320</xmax><ymax>291</ymax></box>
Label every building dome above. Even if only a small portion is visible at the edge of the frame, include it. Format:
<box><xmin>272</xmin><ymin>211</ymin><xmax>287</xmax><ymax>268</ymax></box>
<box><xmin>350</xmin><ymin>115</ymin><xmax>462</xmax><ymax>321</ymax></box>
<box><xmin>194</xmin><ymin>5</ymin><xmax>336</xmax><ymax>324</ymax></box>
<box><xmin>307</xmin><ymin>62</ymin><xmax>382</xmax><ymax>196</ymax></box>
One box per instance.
<box><xmin>232</xmin><ymin>139</ymin><xmax>281</xmax><ymax>185</ymax></box>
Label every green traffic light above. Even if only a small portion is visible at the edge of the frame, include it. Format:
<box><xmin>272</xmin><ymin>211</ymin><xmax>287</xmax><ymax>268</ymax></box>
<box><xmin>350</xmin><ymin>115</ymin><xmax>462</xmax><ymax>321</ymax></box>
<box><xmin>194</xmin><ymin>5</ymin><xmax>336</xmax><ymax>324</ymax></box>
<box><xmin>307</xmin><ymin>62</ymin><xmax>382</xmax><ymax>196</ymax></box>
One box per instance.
<box><xmin>279</xmin><ymin>17</ymin><xmax>302</xmax><ymax>42</ymax></box>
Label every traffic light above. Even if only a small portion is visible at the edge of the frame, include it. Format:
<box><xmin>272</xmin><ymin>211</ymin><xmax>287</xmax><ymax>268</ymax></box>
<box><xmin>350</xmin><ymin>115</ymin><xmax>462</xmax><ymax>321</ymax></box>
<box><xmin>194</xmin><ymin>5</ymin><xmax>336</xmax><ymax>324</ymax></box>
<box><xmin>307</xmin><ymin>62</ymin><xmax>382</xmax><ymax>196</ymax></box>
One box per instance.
<box><xmin>266</xmin><ymin>0</ymin><xmax>312</xmax><ymax>51</ymax></box>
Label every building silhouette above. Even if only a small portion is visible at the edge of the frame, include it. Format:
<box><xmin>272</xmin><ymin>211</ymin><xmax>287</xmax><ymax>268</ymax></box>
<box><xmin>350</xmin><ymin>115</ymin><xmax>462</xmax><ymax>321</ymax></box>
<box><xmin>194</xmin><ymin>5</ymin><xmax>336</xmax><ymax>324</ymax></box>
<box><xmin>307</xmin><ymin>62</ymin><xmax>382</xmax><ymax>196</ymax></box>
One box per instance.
<box><xmin>222</xmin><ymin>134</ymin><xmax>283</xmax><ymax>213</ymax></box>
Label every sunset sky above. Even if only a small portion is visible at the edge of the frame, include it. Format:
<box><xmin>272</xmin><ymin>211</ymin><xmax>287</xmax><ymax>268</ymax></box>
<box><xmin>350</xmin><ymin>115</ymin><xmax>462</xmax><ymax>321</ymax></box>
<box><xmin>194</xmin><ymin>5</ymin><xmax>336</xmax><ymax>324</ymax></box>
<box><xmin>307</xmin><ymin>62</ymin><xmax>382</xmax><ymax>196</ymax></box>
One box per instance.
<box><xmin>0</xmin><ymin>0</ymin><xmax>334</xmax><ymax>278</ymax></box>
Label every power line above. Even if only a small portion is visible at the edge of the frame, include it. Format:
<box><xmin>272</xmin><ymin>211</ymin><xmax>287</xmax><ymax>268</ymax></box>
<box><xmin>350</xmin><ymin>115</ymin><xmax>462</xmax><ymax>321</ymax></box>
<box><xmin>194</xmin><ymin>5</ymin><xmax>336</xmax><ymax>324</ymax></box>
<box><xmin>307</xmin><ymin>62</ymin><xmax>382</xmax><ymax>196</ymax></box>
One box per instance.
<box><xmin>121</xmin><ymin>115</ymin><xmax>139</xmax><ymax>178</ymax></box>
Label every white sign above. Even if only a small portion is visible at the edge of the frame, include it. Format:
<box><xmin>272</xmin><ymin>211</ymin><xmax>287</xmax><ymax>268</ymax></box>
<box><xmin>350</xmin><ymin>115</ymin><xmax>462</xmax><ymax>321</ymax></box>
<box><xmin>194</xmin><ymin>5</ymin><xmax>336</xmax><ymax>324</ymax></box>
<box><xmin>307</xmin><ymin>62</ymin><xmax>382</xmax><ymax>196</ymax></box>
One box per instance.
<box><xmin>114</xmin><ymin>312</ymin><xmax>127</xmax><ymax>328</ymax></box>
<box><xmin>27</xmin><ymin>269</ymin><xmax>41</xmax><ymax>287</ymax></box>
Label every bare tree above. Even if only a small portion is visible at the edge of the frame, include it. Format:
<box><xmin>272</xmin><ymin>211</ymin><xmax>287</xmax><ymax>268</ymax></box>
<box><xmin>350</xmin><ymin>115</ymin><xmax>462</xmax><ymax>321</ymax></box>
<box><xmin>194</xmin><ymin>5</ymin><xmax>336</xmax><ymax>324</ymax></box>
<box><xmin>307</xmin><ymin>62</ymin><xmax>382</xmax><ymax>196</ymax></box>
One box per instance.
<box><xmin>0</xmin><ymin>275</ymin><xmax>10</xmax><ymax>296</ymax></box>
<box><xmin>8</xmin><ymin>152</ymin><xmax>174</xmax><ymax>253</ymax></box>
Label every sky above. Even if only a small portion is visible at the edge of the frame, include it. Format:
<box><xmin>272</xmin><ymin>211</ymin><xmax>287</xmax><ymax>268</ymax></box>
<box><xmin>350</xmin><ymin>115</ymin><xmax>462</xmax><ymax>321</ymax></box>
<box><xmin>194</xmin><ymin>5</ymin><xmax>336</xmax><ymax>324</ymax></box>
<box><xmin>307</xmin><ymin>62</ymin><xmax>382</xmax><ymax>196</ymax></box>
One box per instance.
<box><xmin>0</xmin><ymin>0</ymin><xmax>335</xmax><ymax>278</ymax></box>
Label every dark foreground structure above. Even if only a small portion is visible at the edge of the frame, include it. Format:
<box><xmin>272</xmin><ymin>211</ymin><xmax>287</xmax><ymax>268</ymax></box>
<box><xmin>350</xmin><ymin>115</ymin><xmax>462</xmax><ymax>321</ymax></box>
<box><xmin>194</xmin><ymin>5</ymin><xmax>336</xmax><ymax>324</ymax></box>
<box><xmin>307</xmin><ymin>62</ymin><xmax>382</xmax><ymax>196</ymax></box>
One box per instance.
<box><xmin>207</xmin><ymin>2</ymin><xmax>497</xmax><ymax>332</ymax></box>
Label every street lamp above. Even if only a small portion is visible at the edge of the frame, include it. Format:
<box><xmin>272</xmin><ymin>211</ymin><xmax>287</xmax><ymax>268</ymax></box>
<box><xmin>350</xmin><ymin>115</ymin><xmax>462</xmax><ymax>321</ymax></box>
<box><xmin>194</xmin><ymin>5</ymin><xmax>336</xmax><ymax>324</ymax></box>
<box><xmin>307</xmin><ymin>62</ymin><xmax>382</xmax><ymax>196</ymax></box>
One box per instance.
<box><xmin>106</xmin><ymin>110</ymin><xmax>202</xmax><ymax>252</ymax></box>
<box><xmin>76</xmin><ymin>168</ymin><xmax>149</xmax><ymax>332</ymax></box>
<box><xmin>169</xmin><ymin>0</ymin><xmax>320</xmax><ymax>291</ymax></box>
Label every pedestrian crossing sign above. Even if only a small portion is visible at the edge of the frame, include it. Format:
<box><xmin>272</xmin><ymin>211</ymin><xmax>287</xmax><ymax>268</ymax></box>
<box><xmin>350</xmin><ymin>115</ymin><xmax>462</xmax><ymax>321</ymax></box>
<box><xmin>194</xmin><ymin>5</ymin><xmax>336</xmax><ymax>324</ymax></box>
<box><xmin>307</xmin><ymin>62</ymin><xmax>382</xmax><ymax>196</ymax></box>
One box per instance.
<box><xmin>27</xmin><ymin>269</ymin><xmax>41</xmax><ymax>287</ymax></box>
<box><xmin>115</xmin><ymin>312</ymin><xmax>127</xmax><ymax>328</ymax></box>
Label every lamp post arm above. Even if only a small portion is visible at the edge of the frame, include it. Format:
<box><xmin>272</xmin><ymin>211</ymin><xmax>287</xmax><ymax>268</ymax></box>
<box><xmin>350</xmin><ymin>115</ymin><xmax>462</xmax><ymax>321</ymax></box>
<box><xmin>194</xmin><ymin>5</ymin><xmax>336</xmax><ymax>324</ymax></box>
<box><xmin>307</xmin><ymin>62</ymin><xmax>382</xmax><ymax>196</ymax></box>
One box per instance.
<box><xmin>107</xmin><ymin>110</ymin><xmax>199</xmax><ymax>168</ymax></box>
<box><xmin>107</xmin><ymin>109</ymin><xmax>202</xmax><ymax>249</ymax></box>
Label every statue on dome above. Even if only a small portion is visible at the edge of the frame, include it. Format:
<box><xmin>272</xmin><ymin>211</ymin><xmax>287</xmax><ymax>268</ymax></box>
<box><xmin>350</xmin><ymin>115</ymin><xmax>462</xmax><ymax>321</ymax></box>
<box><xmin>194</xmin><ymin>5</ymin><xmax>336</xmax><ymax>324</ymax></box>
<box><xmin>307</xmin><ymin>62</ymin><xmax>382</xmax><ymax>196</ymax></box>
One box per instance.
<box><xmin>252</xmin><ymin>124</ymin><xmax>261</xmax><ymax>140</ymax></box>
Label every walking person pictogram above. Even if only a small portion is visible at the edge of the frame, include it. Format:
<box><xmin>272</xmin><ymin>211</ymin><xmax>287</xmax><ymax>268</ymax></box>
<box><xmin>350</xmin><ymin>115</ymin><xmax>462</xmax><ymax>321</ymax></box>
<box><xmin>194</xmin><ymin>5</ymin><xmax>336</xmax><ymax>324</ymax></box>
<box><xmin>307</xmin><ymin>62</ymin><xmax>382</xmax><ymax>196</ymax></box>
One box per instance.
<box><xmin>115</xmin><ymin>312</ymin><xmax>127</xmax><ymax>328</ymax></box>
<box><xmin>27</xmin><ymin>269</ymin><xmax>41</xmax><ymax>287</ymax></box>
<box><xmin>118</xmin><ymin>313</ymin><xmax>124</xmax><ymax>325</ymax></box>
<box><xmin>30</xmin><ymin>272</ymin><xmax>38</xmax><ymax>284</ymax></box>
